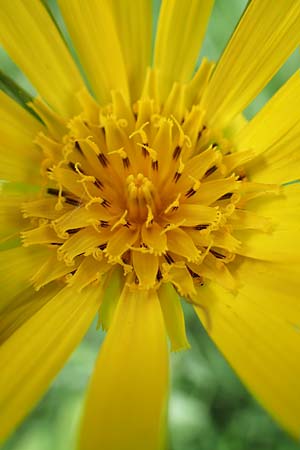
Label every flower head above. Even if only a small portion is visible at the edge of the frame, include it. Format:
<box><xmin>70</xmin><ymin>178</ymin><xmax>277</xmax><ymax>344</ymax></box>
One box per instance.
<box><xmin>1</xmin><ymin>0</ymin><xmax>300</xmax><ymax>449</ymax></box>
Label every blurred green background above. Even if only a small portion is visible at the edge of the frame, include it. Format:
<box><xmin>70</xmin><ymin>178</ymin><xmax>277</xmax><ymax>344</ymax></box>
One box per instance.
<box><xmin>1</xmin><ymin>1</ymin><xmax>300</xmax><ymax>449</ymax></box>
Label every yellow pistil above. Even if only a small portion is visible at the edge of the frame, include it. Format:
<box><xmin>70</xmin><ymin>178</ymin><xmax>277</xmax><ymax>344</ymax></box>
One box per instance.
<box><xmin>126</xmin><ymin>173</ymin><xmax>156</xmax><ymax>221</ymax></box>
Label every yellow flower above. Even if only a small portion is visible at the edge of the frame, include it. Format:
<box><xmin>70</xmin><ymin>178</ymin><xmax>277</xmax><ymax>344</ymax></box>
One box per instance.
<box><xmin>0</xmin><ymin>0</ymin><xmax>300</xmax><ymax>449</ymax></box>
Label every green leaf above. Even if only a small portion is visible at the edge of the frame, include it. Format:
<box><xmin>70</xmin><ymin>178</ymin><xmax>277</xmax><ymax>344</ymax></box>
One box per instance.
<box><xmin>0</xmin><ymin>70</ymin><xmax>40</xmax><ymax>120</ymax></box>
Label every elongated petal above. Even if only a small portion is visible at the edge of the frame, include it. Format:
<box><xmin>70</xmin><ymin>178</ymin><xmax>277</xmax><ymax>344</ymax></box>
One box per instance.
<box><xmin>194</xmin><ymin>257</ymin><xmax>300</xmax><ymax>438</ymax></box>
<box><xmin>0</xmin><ymin>285</ymin><xmax>101</xmax><ymax>443</ymax></box>
<box><xmin>158</xmin><ymin>283</ymin><xmax>190</xmax><ymax>352</ymax></box>
<box><xmin>79</xmin><ymin>288</ymin><xmax>169</xmax><ymax>450</ymax></box>
<box><xmin>234</xmin><ymin>72</ymin><xmax>300</xmax><ymax>184</ymax></box>
<box><xmin>58</xmin><ymin>0</ymin><xmax>129</xmax><ymax>104</ymax></box>
<box><xmin>0</xmin><ymin>0</ymin><xmax>84</xmax><ymax>117</ymax></box>
<box><xmin>110</xmin><ymin>0</ymin><xmax>152</xmax><ymax>101</ymax></box>
<box><xmin>154</xmin><ymin>0</ymin><xmax>214</xmax><ymax>99</ymax></box>
<box><xmin>203</xmin><ymin>0</ymin><xmax>300</xmax><ymax>128</ymax></box>
<box><xmin>98</xmin><ymin>267</ymin><xmax>124</xmax><ymax>331</ymax></box>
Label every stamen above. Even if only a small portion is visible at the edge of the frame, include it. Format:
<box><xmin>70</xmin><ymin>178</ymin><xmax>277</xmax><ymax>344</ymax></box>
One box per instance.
<box><xmin>194</xmin><ymin>224</ymin><xmax>209</xmax><ymax>230</ymax></box>
<box><xmin>210</xmin><ymin>249</ymin><xmax>226</xmax><ymax>259</ymax></box>
<box><xmin>65</xmin><ymin>197</ymin><xmax>81</xmax><ymax>206</ymax></box>
<box><xmin>204</xmin><ymin>165</ymin><xmax>218</xmax><ymax>177</ymax></box>
<box><xmin>75</xmin><ymin>141</ymin><xmax>84</xmax><ymax>156</ymax></box>
<box><xmin>47</xmin><ymin>187</ymin><xmax>60</xmax><ymax>196</ymax></box>
<box><xmin>101</xmin><ymin>198</ymin><xmax>111</xmax><ymax>208</ymax></box>
<box><xmin>218</xmin><ymin>192</ymin><xmax>233</xmax><ymax>200</ymax></box>
<box><xmin>156</xmin><ymin>268</ymin><xmax>163</xmax><ymax>282</ymax></box>
<box><xmin>94</xmin><ymin>178</ymin><xmax>104</xmax><ymax>190</ymax></box>
<box><xmin>172</xmin><ymin>145</ymin><xmax>182</xmax><ymax>161</ymax></box>
<box><xmin>68</xmin><ymin>161</ymin><xmax>77</xmax><ymax>172</ymax></box>
<box><xmin>152</xmin><ymin>160</ymin><xmax>158</xmax><ymax>171</ymax></box>
<box><xmin>173</xmin><ymin>171</ymin><xmax>181</xmax><ymax>183</ymax></box>
<box><xmin>164</xmin><ymin>252</ymin><xmax>175</xmax><ymax>265</ymax></box>
<box><xmin>98</xmin><ymin>152</ymin><xmax>109</xmax><ymax>167</ymax></box>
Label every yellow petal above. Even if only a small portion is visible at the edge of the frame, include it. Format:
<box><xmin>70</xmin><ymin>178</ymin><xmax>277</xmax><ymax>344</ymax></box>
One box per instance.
<box><xmin>98</xmin><ymin>267</ymin><xmax>124</xmax><ymax>331</ymax></box>
<box><xmin>183</xmin><ymin>146</ymin><xmax>221</xmax><ymax>181</ymax></box>
<box><xmin>166</xmin><ymin>228</ymin><xmax>201</xmax><ymax>263</ymax></box>
<box><xmin>67</xmin><ymin>255</ymin><xmax>110</xmax><ymax>292</ymax></box>
<box><xmin>78</xmin><ymin>287</ymin><xmax>169</xmax><ymax>450</ymax></box>
<box><xmin>194</xmin><ymin>257</ymin><xmax>300</xmax><ymax>438</ymax></box>
<box><xmin>58</xmin><ymin>0</ymin><xmax>129</xmax><ymax>105</ymax></box>
<box><xmin>0</xmin><ymin>246</ymin><xmax>50</xmax><ymax>312</ymax></box>
<box><xmin>185</xmin><ymin>58</ymin><xmax>215</xmax><ymax>108</ymax></box>
<box><xmin>132</xmin><ymin>251</ymin><xmax>159</xmax><ymax>289</ymax></box>
<box><xmin>0</xmin><ymin>91</ymin><xmax>41</xmax><ymax>138</ymax></box>
<box><xmin>189</xmin><ymin>176</ymin><xmax>239</xmax><ymax>205</ymax></box>
<box><xmin>0</xmin><ymin>193</ymin><xmax>29</xmax><ymax>242</ymax></box>
<box><xmin>22</xmin><ymin>197</ymin><xmax>72</xmax><ymax>221</ymax></box>
<box><xmin>234</xmin><ymin>184</ymin><xmax>300</xmax><ymax>262</ymax></box>
<box><xmin>110</xmin><ymin>0</ymin><xmax>152</xmax><ymax>101</ymax></box>
<box><xmin>228</xmin><ymin>209</ymin><xmax>273</xmax><ymax>232</ymax></box>
<box><xmin>58</xmin><ymin>227</ymin><xmax>110</xmax><ymax>265</ymax></box>
<box><xmin>248</xmin><ymin>126</ymin><xmax>300</xmax><ymax>185</ymax></box>
<box><xmin>234</xmin><ymin>72</ymin><xmax>300</xmax><ymax>184</ymax></box>
<box><xmin>0</xmin><ymin>285</ymin><xmax>101</xmax><ymax>443</ymax></box>
<box><xmin>0</xmin><ymin>0</ymin><xmax>84</xmax><ymax>117</ymax></box>
<box><xmin>203</xmin><ymin>0</ymin><xmax>300</xmax><ymax>128</ymax></box>
<box><xmin>105</xmin><ymin>226</ymin><xmax>138</xmax><ymax>263</ymax></box>
<box><xmin>0</xmin><ymin>283</ymin><xmax>60</xmax><ymax>345</ymax></box>
<box><xmin>154</xmin><ymin>0</ymin><xmax>214</xmax><ymax>100</ymax></box>
<box><xmin>141</xmin><ymin>222</ymin><xmax>168</xmax><ymax>256</ymax></box>
<box><xmin>163</xmin><ymin>264</ymin><xmax>196</xmax><ymax>298</ymax></box>
<box><xmin>31</xmin><ymin>251</ymin><xmax>78</xmax><ymax>291</ymax></box>
<box><xmin>53</xmin><ymin>204</ymin><xmax>110</xmax><ymax>238</ymax></box>
<box><xmin>158</xmin><ymin>282</ymin><xmax>190</xmax><ymax>352</ymax></box>
<box><xmin>189</xmin><ymin>254</ymin><xmax>237</xmax><ymax>291</ymax></box>
<box><xmin>170</xmin><ymin>203</ymin><xmax>219</xmax><ymax>227</ymax></box>
<box><xmin>0</xmin><ymin>91</ymin><xmax>43</xmax><ymax>183</ymax></box>
<box><xmin>21</xmin><ymin>224</ymin><xmax>64</xmax><ymax>248</ymax></box>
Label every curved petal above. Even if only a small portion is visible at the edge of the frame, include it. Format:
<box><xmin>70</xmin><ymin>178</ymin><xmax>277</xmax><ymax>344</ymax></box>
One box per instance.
<box><xmin>203</xmin><ymin>0</ymin><xmax>300</xmax><ymax>128</ymax></box>
<box><xmin>154</xmin><ymin>0</ymin><xmax>214</xmax><ymax>100</ymax></box>
<box><xmin>58</xmin><ymin>0</ymin><xmax>129</xmax><ymax>105</ymax></box>
<box><xmin>0</xmin><ymin>0</ymin><xmax>84</xmax><ymax>117</ymax></box>
<box><xmin>194</xmin><ymin>256</ymin><xmax>300</xmax><ymax>438</ymax></box>
<box><xmin>0</xmin><ymin>284</ymin><xmax>101</xmax><ymax>443</ymax></box>
<box><xmin>234</xmin><ymin>71</ymin><xmax>300</xmax><ymax>184</ymax></box>
<box><xmin>78</xmin><ymin>288</ymin><xmax>169</xmax><ymax>450</ymax></box>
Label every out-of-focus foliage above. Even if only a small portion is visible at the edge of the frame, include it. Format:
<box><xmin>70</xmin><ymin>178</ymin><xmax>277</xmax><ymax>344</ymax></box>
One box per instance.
<box><xmin>1</xmin><ymin>1</ymin><xmax>300</xmax><ymax>449</ymax></box>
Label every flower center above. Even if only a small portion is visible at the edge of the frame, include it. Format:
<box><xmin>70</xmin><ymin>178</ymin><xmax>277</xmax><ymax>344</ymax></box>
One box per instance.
<box><xmin>21</xmin><ymin>85</ymin><xmax>278</xmax><ymax>299</ymax></box>
<box><xmin>126</xmin><ymin>173</ymin><xmax>156</xmax><ymax>222</ymax></box>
